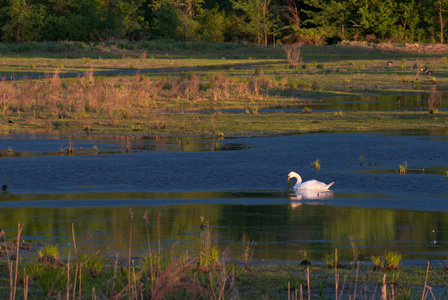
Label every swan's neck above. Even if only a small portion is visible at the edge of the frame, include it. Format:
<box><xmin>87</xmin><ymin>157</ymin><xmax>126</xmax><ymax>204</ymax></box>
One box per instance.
<box><xmin>292</xmin><ymin>174</ymin><xmax>302</xmax><ymax>189</ymax></box>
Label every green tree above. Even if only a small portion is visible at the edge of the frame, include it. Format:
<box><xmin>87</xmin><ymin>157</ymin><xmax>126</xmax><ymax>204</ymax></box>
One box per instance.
<box><xmin>198</xmin><ymin>4</ymin><xmax>226</xmax><ymax>42</ymax></box>
<box><xmin>358</xmin><ymin>0</ymin><xmax>397</xmax><ymax>40</ymax></box>
<box><xmin>435</xmin><ymin>0</ymin><xmax>448</xmax><ymax>43</ymax></box>
<box><xmin>302</xmin><ymin>0</ymin><xmax>358</xmax><ymax>42</ymax></box>
<box><xmin>118</xmin><ymin>0</ymin><xmax>147</xmax><ymax>40</ymax></box>
<box><xmin>0</xmin><ymin>0</ymin><xmax>43</xmax><ymax>42</ymax></box>
<box><xmin>151</xmin><ymin>0</ymin><xmax>181</xmax><ymax>39</ymax></box>
<box><xmin>396</xmin><ymin>0</ymin><xmax>419</xmax><ymax>42</ymax></box>
<box><xmin>231</xmin><ymin>0</ymin><xmax>272</xmax><ymax>45</ymax></box>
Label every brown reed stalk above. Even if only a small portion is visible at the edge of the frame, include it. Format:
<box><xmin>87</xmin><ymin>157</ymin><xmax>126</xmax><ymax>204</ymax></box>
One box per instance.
<box><xmin>67</xmin><ymin>252</ymin><xmax>70</xmax><ymax>300</ymax></box>
<box><xmin>338</xmin><ymin>275</ymin><xmax>347</xmax><ymax>300</ymax></box>
<box><xmin>307</xmin><ymin>267</ymin><xmax>310</xmax><ymax>300</ymax></box>
<box><xmin>72</xmin><ymin>264</ymin><xmax>78</xmax><ymax>300</ymax></box>
<box><xmin>111</xmin><ymin>253</ymin><xmax>119</xmax><ymax>297</ymax></box>
<box><xmin>335</xmin><ymin>247</ymin><xmax>339</xmax><ymax>300</ymax></box>
<box><xmin>23</xmin><ymin>268</ymin><xmax>28</xmax><ymax>300</ymax></box>
<box><xmin>78</xmin><ymin>264</ymin><xmax>82</xmax><ymax>300</ymax></box>
<box><xmin>13</xmin><ymin>223</ymin><xmax>23</xmax><ymax>300</ymax></box>
<box><xmin>353</xmin><ymin>262</ymin><xmax>359</xmax><ymax>299</ymax></box>
<box><xmin>143</xmin><ymin>211</ymin><xmax>154</xmax><ymax>289</ymax></box>
<box><xmin>422</xmin><ymin>261</ymin><xmax>430</xmax><ymax>300</ymax></box>
<box><xmin>132</xmin><ymin>263</ymin><xmax>137</xmax><ymax>298</ymax></box>
<box><xmin>71</xmin><ymin>223</ymin><xmax>77</xmax><ymax>254</ymax></box>
<box><xmin>288</xmin><ymin>281</ymin><xmax>290</xmax><ymax>300</ymax></box>
<box><xmin>128</xmin><ymin>208</ymin><xmax>134</xmax><ymax>297</ymax></box>
<box><xmin>3</xmin><ymin>230</ymin><xmax>13</xmax><ymax>300</ymax></box>
<box><xmin>158</xmin><ymin>213</ymin><xmax>161</xmax><ymax>275</ymax></box>
<box><xmin>381</xmin><ymin>274</ymin><xmax>387</xmax><ymax>299</ymax></box>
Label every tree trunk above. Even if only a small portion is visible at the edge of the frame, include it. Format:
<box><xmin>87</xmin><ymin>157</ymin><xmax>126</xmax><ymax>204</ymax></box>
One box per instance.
<box><xmin>439</xmin><ymin>0</ymin><xmax>444</xmax><ymax>43</ymax></box>
<box><xmin>262</xmin><ymin>0</ymin><xmax>267</xmax><ymax>46</ymax></box>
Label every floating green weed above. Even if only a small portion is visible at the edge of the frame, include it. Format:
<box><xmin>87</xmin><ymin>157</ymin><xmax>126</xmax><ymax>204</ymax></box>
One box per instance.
<box><xmin>310</xmin><ymin>159</ymin><xmax>321</xmax><ymax>171</ymax></box>
<box><xmin>399</xmin><ymin>161</ymin><xmax>408</xmax><ymax>174</ymax></box>
<box><xmin>359</xmin><ymin>154</ymin><xmax>366</xmax><ymax>166</ymax></box>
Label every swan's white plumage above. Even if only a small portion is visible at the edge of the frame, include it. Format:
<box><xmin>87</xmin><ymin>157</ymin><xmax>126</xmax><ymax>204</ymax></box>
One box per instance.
<box><xmin>287</xmin><ymin>171</ymin><xmax>334</xmax><ymax>191</ymax></box>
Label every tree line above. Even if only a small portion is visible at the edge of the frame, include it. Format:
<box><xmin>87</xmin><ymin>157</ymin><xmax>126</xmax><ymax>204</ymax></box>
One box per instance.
<box><xmin>1</xmin><ymin>0</ymin><xmax>447</xmax><ymax>45</ymax></box>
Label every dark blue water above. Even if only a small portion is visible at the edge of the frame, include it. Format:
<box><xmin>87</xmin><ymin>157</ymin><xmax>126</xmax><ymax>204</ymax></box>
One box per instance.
<box><xmin>0</xmin><ymin>129</ymin><xmax>447</xmax><ymax>264</ymax></box>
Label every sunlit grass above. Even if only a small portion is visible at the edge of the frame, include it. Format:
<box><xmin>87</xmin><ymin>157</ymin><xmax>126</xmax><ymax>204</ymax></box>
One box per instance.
<box><xmin>0</xmin><ymin>43</ymin><xmax>448</xmax><ymax>136</ymax></box>
<box><xmin>1</xmin><ymin>219</ymin><xmax>446</xmax><ymax>299</ymax></box>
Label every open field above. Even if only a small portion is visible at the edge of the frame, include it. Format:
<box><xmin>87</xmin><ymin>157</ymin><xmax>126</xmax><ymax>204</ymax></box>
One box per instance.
<box><xmin>0</xmin><ymin>42</ymin><xmax>448</xmax><ymax>137</ymax></box>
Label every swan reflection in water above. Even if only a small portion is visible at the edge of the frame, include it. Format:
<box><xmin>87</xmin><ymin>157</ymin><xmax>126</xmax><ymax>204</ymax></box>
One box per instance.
<box><xmin>288</xmin><ymin>190</ymin><xmax>334</xmax><ymax>209</ymax></box>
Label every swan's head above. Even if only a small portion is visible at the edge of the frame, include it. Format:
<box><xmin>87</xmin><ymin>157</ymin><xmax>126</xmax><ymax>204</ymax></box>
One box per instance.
<box><xmin>287</xmin><ymin>171</ymin><xmax>301</xmax><ymax>182</ymax></box>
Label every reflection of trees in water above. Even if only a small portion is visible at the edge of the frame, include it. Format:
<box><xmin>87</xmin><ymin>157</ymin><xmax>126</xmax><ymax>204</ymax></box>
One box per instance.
<box><xmin>1</xmin><ymin>202</ymin><xmax>447</xmax><ymax>262</ymax></box>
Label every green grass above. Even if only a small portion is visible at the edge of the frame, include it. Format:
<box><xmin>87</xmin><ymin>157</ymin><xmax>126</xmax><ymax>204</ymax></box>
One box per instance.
<box><xmin>0</xmin><ymin>43</ymin><xmax>448</xmax><ymax>137</ymax></box>
<box><xmin>1</xmin><ymin>251</ymin><xmax>445</xmax><ymax>299</ymax></box>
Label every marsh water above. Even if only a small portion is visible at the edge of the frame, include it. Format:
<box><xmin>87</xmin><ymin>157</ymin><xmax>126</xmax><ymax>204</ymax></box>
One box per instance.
<box><xmin>1</xmin><ymin>110</ymin><xmax>448</xmax><ymax>265</ymax></box>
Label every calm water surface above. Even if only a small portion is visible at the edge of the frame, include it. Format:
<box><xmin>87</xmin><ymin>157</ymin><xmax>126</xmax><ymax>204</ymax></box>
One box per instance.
<box><xmin>0</xmin><ymin>128</ymin><xmax>447</xmax><ymax>264</ymax></box>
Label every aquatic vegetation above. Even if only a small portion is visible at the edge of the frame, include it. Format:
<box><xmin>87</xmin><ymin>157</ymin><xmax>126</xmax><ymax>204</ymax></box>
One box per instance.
<box><xmin>385</xmin><ymin>250</ymin><xmax>402</xmax><ymax>270</ymax></box>
<box><xmin>399</xmin><ymin>161</ymin><xmax>408</xmax><ymax>174</ymax></box>
<box><xmin>370</xmin><ymin>255</ymin><xmax>384</xmax><ymax>270</ymax></box>
<box><xmin>199</xmin><ymin>218</ymin><xmax>220</xmax><ymax>271</ymax></box>
<box><xmin>243</xmin><ymin>238</ymin><xmax>256</xmax><ymax>270</ymax></box>
<box><xmin>333</xmin><ymin>111</ymin><xmax>343</xmax><ymax>117</ymax></box>
<box><xmin>310</xmin><ymin>158</ymin><xmax>321</xmax><ymax>171</ymax></box>
<box><xmin>297</xmin><ymin>249</ymin><xmax>312</xmax><ymax>266</ymax></box>
<box><xmin>38</xmin><ymin>244</ymin><xmax>64</xmax><ymax>266</ymax></box>
<box><xmin>322</xmin><ymin>250</ymin><xmax>340</xmax><ymax>269</ymax></box>
<box><xmin>302</xmin><ymin>106</ymin><xmax>312</xmax><ymax>114</ymax></box>
<box><xmin>359</xmin><ymin>154</ymin><xmax>366</xmax><ymax>166</ymax></box>
<box><xmin>428</xmin><ymin>86</ymin><xmax>442</xmax><ymax>114</ymax></box>
<box><xmin>0</xmin><ymin>220</ymin><xmax>446</xmax><ymax>298</ymax></box>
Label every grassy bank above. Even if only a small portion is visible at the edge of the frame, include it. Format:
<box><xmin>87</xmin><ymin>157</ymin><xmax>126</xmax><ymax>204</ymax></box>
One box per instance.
<box><xmin>1</xmin><ymin>218</ymin><xmax>448</xmax><ymax>299</ymax></box>
<box><xmin>1</xmin><ymin>43</ymin><xmax>448</xmax><ymax>137</ymax></box>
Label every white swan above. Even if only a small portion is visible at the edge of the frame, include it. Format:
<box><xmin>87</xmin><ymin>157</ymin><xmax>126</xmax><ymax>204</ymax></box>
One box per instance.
<box><xmin>287</xmin><ymin>171</ymin><xmax>334</xmax><ymax>191</ymax></box>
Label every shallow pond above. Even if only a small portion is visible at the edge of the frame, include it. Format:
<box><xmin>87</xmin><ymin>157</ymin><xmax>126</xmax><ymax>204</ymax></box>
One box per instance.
<box><xmin>0</xmin><ymin>129</ymin><xmax>447</xmax><ymax>265</ymax></box>
<box><xmin>186</xmin><ymin>94</ymin><xmax>448</xmax><ymax>114</ymax></box>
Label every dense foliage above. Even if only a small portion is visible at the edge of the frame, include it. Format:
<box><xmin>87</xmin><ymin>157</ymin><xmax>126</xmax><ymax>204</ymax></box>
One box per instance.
<box><xmin>0</xmin><ymin>0</ymin><xmax>447</xmax><ymax>44</ymax></box>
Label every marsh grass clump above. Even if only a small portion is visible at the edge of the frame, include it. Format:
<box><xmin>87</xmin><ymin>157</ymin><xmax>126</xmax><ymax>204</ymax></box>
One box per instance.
<box><xmin>322</xmin><ymin>251</ymin><xmax>340</xmax><ymax>269</ymax></box>
<box><xmin>399</xmin><ymin>161</ymin><xmax>408</xmax><ymax>174</ymax></box>
<box><xmin>199</xmin><ymin>217</ymin><xmax>220</xmax><ymax>271</ymax></box>
<box><xmin>38</xmin><ymin>244</ymin><xmax>64</xmax><ymax>267</ymax></box>
<box><xmin>298</xmin><ymin>249</ymin><xmax>311</xmax><ymax>266</ymax></box>
<box><xmin>302</xmin><ymin>106</ymin><xmax>312</xmax><ymax>114</ymax></box>
<box><xmin>333</xmin><ymin>111</ymin><xmax>343</xmax><ymax>117</ymax></box>
<box><xmin>359</xmin><ymin>154</ymin><xmax>366</xmax><ymax>166</ymax></box>
<box><xmin>243</xmin><ymin>238</ymin><xmax>256</xmax><ymax>270</ymax></box>
<box><xmin>428</xmin><ymin>86</ymin><xmax>442</xmax><ymax>114</ymax></box>
<box><xmin>385</xmin><ymin>250</ymin><xmax>402</xmax><ymax>270</ymax></box>
<box><xmin>370</xmin><ymin>255</ymin><xmax>384</xmax><ymax>270</ymax></box>
<box><xmin>310</xmin><ymin>159</ymin><xmax>321</xmax><ymax>171</ymax></box>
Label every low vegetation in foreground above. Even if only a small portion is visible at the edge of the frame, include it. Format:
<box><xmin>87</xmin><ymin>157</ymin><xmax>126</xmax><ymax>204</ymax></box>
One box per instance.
<box><xmin>0</xmin><ymin>42</ymin><xmax>448</xmax><ymax>137</ymax></box>
<box><xmin>1</xmin><ymin>216</ymin><xmax>448</xmax><ymax>299</ymax></box>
